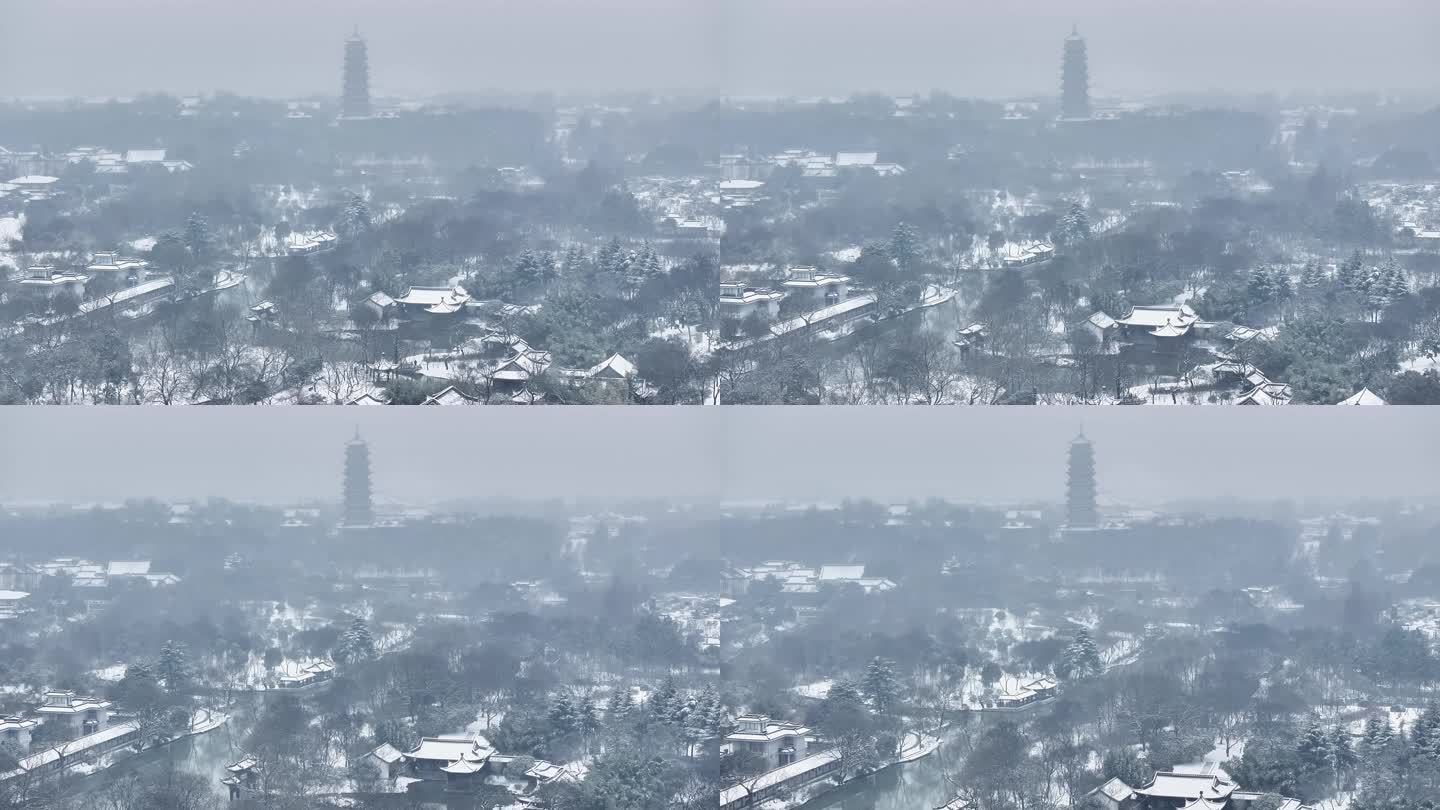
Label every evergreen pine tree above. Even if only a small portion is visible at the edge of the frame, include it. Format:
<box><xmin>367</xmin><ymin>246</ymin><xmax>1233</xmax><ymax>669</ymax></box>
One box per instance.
<box><xmin>1328</xmin><ymin>724</ymin><xmax>1356</xmax><ymax>785</ymax></box>
<box><xmin>578</xmin><ymin>694</ymin><xmax>602</xmax><ymax>738</ymax></box>
<box><xmin>1414</xmin><ymin>703</ymin><xmax>1440</xmax><ymax>759</ymax></box>
<box><xmin>1337</xmin><ymin>251</ymin><xmax>1364</xmax><ymax>290</ymax></box>
<box><xmin>1360</xmin><ymin>715</ymin><xmax>1386</xmax><ymax>760</ymax></box>
<box><xmin>339</xmin><ymin>192</ymin><xmax>371</xmax><ymax>238</ymax></box>
<box><xmin>861</xmin><ymin>657</ymin><xmax>900</xmax><ymax>713</ymax></box>
<box><xmin>1296</xmin><ymin>720</ymin><xmax>1331</xmax><ymax>775</ymax></box>
<box><xmin>338</xmin><ymin>616</ymin><xmax>376</xmax><ymax>662</ymax></box>
<box><xmin>184</xmin><ymin>212</ymin><xmax>212</xmax><ymax>263</ymax></box>
<box><xmin>649</xmin><ymin>676</ymin><xmax>680</xmax><ymax>725</ymax></box>
<box><xmin>698</xmin><ymin>685</ymin><xmax>723</xmax><ymax>736</ymax></box>
<box><xmin>549</xmin><ymin>691</ymin><xmax>579</xmax><ymax>735</ymax></box>
<box><xmin>1300</xmin><ymin>261</ymin><xmax>1326</xmax><ymax>291</ymax></box>
<box><xmin>888</xmin><ymin>223</ymin><xmax>921</xmax><ymax>271</ymax></box>
<box><xmin>609</xmin><ymin>682</ymin><xmax>635</xmax><ymax>722</ymax></box>
<box><xmin>562</xmin><ymin>245</ymin><xmax>589</xmax><ymax>275</ymax></box>
<box><xmin>1061</xmin><ymin>201</ymin><xmax>1091</xmax><ymax>244</ymax></box>
<box><xmin>640</xmin><ymin>244</ymin><xmax>662</xmax><ymax>277</ymax></box>
<box><xmin>1062</xmin><ymin>629</ymin><xmax>1103</xmax><ymax>679</ymax></box>
<box><xmin>158</xmin><ymin>640</ymin><xmax>189</xmax><ymax>690</ymax></box>
<box><xmin>1382</xmin><ymin>261</ymin><xmax>1409</xmax><ymax>300</ymax></box>
<box><xmin>1272</xmin><ymin>267</ymin><xmax>1294</xmax><ymax>300</ymax></box>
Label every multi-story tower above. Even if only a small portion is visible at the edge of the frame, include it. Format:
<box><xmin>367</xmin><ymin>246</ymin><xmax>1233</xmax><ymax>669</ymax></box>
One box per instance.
<box><xmin>1066</xmin><ymin>433</ymin><xmax>1098</xmax><ymax>528</ymax></box>
<box><xmin>342</xmin><ymin>29</ymin><xmax>372</xmax><ymax>119</ymax></box>
<box><xmin>342</xmin><ymin>429</ymin><xmax>373</xmax><ymax>527</ymax></box>
<box><xmin>1061</xmin><ymin>26</ymin><xmax>1091</xmax><ymax>120</ymax></box>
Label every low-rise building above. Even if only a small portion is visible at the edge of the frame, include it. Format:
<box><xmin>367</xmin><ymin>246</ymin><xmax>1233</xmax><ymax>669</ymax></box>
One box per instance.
<box><xmin>782</xmin><ymin>266</ymin><xmax>850</xmax><ymax>309</ymax></box>
<box><xmin>0</xmin><ymin>717</ymin><xmax>37</xmax><ymax>753</ymax></box>
<box><xmin>720</xmin><ymin>283</ymin><xmax>785</xmax><ymax>322</ymax></box>
<box><xmin>993</xmin><ymin>676</ymin><xmax>1060</xmax><ymax>709</ymax></box>
<box><xmin>1000</xmin><ymin>241</ymin><xmax>1055</xmax><ymax>267</ymax></box>
<box><xmin>220</xmin><ymin>754</ymin><xmax>260</xmax><ymax>799</ymax></box>
<box><xmin>18</xmin><ymin>265</ymin><xmax>88</xmax><ymax>299</ymax></box>
<box><xmin>285</xmin><ymin>230</ymin><xmax>338</xmax><ymax>256</ymax></box>
<box><xmin>402</xmin><ymin>734</ymin><xmax>494</xmax><ymax>781</ymax></box>
<box><xmin>0</xmin><ymin>590</ymin><xmax>30</xmax><ymax>620</ymax></box>
<box><xmin>363</xmin><ymin>743</ymin><xmax>404</xmax><ymax>782</ymax></box>
<box><xmin>1114</xmin><ymin>304</ymin><xmax>1202</xmax><ymax>345</ymax></box>
<box><xmin>35</xmin><ymin>691</ymin><xmax>110</xmax><ymax>738</ymax></box>
<box><xmin>394</xmin><ymin>285</ymin><xmax>471</xmax><ymax>318</ymax></box>
<box><xmin>277</xmin><ymin>661</ymin><xmax>335</xmax><ymax>689</ymax></box>
<box><xmin>85</xmin><ymin>252</ymin><xmax>149</xmax><ymax>275</ymax></box>
<box><xmin>725</xmin><ymin>715</ymin><xmax>809</xmax><ymax>769</ymax></box>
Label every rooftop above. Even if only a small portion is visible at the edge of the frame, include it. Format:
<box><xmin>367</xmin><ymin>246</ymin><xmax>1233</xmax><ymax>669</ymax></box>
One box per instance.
<box><xmin>1137</xmin><ymin>772</ymin><xmax>1236</xmax><ymax>801</ymax></box>
<box><xmin>719</xmin><ymin>750</ymin><xmax>839</xmax><ymax>806</ymax></box>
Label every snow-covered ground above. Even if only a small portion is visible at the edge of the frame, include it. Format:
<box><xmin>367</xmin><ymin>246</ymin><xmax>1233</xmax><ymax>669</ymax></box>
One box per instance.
<box><xmin>88</xmin><ymin>663</ymin><xmax>127</xmax><ymax>682</ymax></box>
<box><xmin>792</xmin><ymin>679</ymin><xmax>833</xmax><ymax>700</ymax></box>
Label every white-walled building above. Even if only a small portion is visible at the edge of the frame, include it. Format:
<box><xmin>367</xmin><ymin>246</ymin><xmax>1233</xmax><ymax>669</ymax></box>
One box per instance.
<box><xmin>782</xmin><ymin>266</ymin><xmax>850</xmax><ymax>309</ymax></box>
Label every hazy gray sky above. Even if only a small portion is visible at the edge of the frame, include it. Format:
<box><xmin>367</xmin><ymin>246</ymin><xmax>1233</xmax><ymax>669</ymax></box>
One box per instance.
<box><xmin>1</xmin><ymin>408</ymin><xmax>1435</xmax><ymax>505</ymax></box>
<box><xmin>6</xmin><ymin>1</ymin><xmax>1437</xmax><ymax>99</ymax></box>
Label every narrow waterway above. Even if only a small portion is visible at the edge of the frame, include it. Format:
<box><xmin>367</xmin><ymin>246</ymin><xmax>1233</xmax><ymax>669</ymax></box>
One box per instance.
<box><xmin>63</xmin><ymin>694</ymin><xmax>262</xmax><ymax>800</ymax></box>
<box><xmin>796</xmin><ymin>722</ymin><xmax>982</xmax><ymax>810</ymax></box>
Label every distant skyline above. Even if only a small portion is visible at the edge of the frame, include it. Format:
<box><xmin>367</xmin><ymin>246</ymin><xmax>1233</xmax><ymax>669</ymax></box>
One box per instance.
<box><xmin>1</xmin><ymin>408</ymin><xmax>1436</xmax><ymax>507</ymax></box>
<box><xmin>4</xmin><ymin>1</ymin><xmax>1438</xmax><ymax>100</ymax></box>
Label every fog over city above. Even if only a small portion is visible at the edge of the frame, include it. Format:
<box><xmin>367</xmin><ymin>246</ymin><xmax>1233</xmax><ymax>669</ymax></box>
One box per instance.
<box><xmin>4</xmin><ymin>2</ymin><xmax>1440</xmax><ymax>809</ymax></box>
<box><xmin>6</xmin><ymin>0</ymin><xmax>1438</xmax><ymax>98</ymax></box>
<box><xmin>1</xmin><ymin>409</ymin><xmax>1435</xmax><ymax>504</ymax></box>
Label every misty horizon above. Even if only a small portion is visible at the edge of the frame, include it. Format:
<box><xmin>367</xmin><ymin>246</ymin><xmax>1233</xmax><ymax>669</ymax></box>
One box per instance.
<box><xmin>2</xmin><ymin>408</ymin><xmax>1436</xmax><ymax>506</ymax></box>
<box><xmin>5</xmin><ymin>1</ymin><xmax>1439</xmax><ymax>101</ymax></box>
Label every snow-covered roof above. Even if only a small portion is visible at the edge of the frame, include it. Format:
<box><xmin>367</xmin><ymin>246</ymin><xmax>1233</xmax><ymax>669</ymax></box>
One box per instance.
<box><xmin>423</xmin><ymin>385</ymin><xmax>480</xmax><ymax>406</ymax></box>
<box><xmin>492</xmin><ymin>350</ymin><xmax>552</xmax><ymax>381</ymax></box>
<box><xmin>769</xmin><ymin>293</ymin><xmax>876</xmax><ymax>336</ymax></box>
<box><xmin>1138</xmin><ymin>772</ymin><xmax>1235</xmax><ymax>801</ymax></box>
<box><xmin>818</xmin><ymin>564</ymin><xmax>865</xmax><ymax>581</ymax></box>
<box><xmin>726</xmin><ymin>715</ymin><xmax>811</xmax><ymax>742</ymax></box>
<box><xmin>107</xmin><ymin>560</ymin><xmax>150</xmax><ymax>576</ymax></box>
<box><xmin>9</xmin><ymin>176</ymin><xmax>58</xmax><ymax>186</ymax></box>
<box><xmin>719</xmin><ymin>751</ymin><xmax>840</xmax><ymax>806</ymax></box>
<box><xmin>369</xmin><ymin>743</ymin><xmax>403</xmax><ymax>764</ymax></box>
<box><xmin>719</xmin><ymin>284</ymin><xmax>784</xmax><ymax>304</ymax></box>
<box><xmin>1338</xmin><ymin>387</ymin><xmax>1386</xmax><ymax>405</ymax></box>
<box><xmin>37</xmin><ymin>692</ymin><xmax>110</xmax><ymax>714</ymax></box>
<box><xmin>1000</xmin><ymin>241</ymin><xmax>1056</xmax><ymax>264</ymax></box>
<box><xmin>783</xmin><ymin>266</ymin><xmax>850</xmax><ymax>287</ymax></box>
<box><xmin>525</xmin><ymin>760</ymin><xmax>565</xmax><ymax>781</ymax></box>
<box><xmin>124</xmin><ymin>149</ymin><xmax>167</xmax><ymax>164</ymax></box>
<box><xmin>440</xmin><ymin>756</ymin><xmax>488</xmax><ymax>774</ymax></box>
<box><xmin>396</xmin><ymin>285</ymin><xmax>470</xmax><ymax>308</ymax></box>
<box><xmin>405</xmin><ymin>735</ymin><xmax>488</xmax><ymax>762</ymax></box>
<box><xmin>588</xmin><ymin>353</ymin><xmax>637</xmax><ymax>379</ymax></box>
<box><xmin>1117</xmin><ymin>304</ymin><xmax>1198</xmax><ymax>329</ymax></box>
<box><xmin>1236</xmin><ymin>381</ymin><xmax>1292</xmax><ymax>406</ymax></box>
<box><xmin>3</xmin><ymin>720</ymin><xmax>140</xmax><ymax>778</ymax></box>
<box><xmin>835</xmin><ymin>151</ymin><xmax>879</xmax><ymax>166</ymax></box>
<box><xmin>1150</xmin><ymin>322</ymin><xmax>1191</xmax><ymax>338</ymax></box>
<box><xmin>1093</xmin><ymin>776</ymin><xmax>1136</xmax><ymax>802</ymax></box>
<box><xmin>0</xmin><ymin>717</ymin><xmax>36</xmax><ymax>732</ymax></box>
<box><xmin>1087</xmin><ymin>311</ymin><xmax>1117</xmax><ymax>330</ymax></box>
